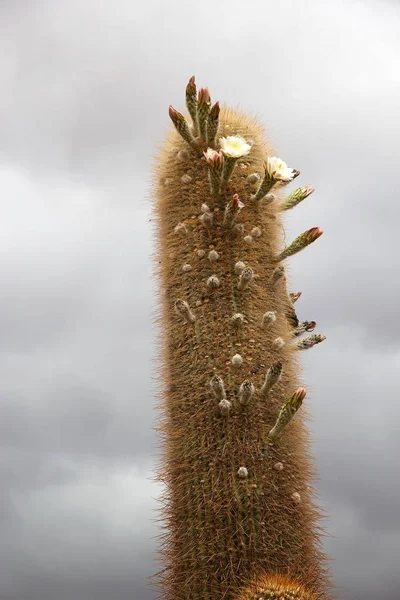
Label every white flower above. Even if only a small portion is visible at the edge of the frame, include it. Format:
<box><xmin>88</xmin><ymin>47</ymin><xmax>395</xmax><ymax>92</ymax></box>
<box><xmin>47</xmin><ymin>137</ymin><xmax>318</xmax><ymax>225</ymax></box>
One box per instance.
<box><xmin>266</xmin><ymin>156</ymin><xmax>296</xmax><ymax>182</ymax></box>
<box><xmin>219</xmin><ymin>135</ymin><xmax>252</xmax><ymax>159</ymax></box>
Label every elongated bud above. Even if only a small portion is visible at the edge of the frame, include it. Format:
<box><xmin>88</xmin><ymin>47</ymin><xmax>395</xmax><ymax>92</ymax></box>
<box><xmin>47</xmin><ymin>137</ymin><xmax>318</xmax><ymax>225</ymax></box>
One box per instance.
<box><xmin>238</xmin><ymin>266</ymin><xmax>253</xmax><ymax>291</ymax></box>
<box><xmin>286</xmin><ymin>303</ymin><xmax>299</xmax><ymax>328</ymax></box>
<box><xmin>272</xmin><ymin>265</ymin><xmax>285</xmax><ymax>285</ymax></box>
<box><xmin>207</xmin><ymin>275</ymin><xmax>220</xmax><ymax>292</ymax></box>
<box><xmin>292</xmin><ymin>320</ymin><xmax>317</xmax><ymax>337</ymax></box>
<box><xmin>203</xmin><ymin>148</ymin><xmax>223</xmax><ymax>196</ymax></box>
<box><xmin>210</xmin><ymin>374</ymin><xmax>226</xmax><ymax>399</ymax></box>
<box><xmin>279</xmin><ymin>184</ymin><xmax>315</xmax><ymax>211</ymax></box>
<box><xmin>230</xmin><ymin>313</ymin><xmax>245</xmax><ymax>328</ymax></box>
<box><xmin>267</xmin><ymin>387</ymin><xmax>306</xmax><ymax>440</ymax></box>
<box><xmin>260</xmin><ymin>362</ymin><xmax>283</xmax><ymax>396</ymax></box>
<box><xmin>262</xmin><ymin>311</ymin><xmax>276</xmax><ymax>326</ymax></box>
<box><xmin>237</xmin><ymin>466</ymin><xmax>248</xmax><ymax>479</ymax></box>
<box><xmin>219</xmin><ymin>398</ymin><xmax>232</xmax><ymax>416</ymax></box>
<box><xmin>197</xmin><ymin>87</ymin><xmax>211</xmax><ymax>142</ymax></box>
<box><xmin>276</xmin><ymin>227</ymin><xmax>323</xmax><ymax>262</ymax></box>
<box><xmin>290</xmin><ymin>291</ymin><xmax>302</xmax><ymax>303</ymax></box>
<box><xmin>295</xmin><ymin>334</ymin><xmax>326</xmax><ymax>350</ymax></box>
<box><xmin>169</xmin><ymin>106</ymin><xmax>198</xmax><ymax>149</ymax></box>
<box><xmin>174</xmin><ymin>299</ymin><xmax>195</xmax><ymax>324</ymax></box>
<box><xmin>223</xmin><ymin>193</ymin><xmax>245</xmax><ymax>227</ymax></box>
<box><xmin>185</xmin><ymin>76</ymin><xmax>198</xmax><ymax>136</ymax></box>
<box><xmin>206</xmin><ymin>101</ymin><xmax>220</xmax><ymax>147</ymax></box>
<box><xmin>238</xmin><ymin>380</ymin><xmax>255</xmax><ymax>406</ymax></box>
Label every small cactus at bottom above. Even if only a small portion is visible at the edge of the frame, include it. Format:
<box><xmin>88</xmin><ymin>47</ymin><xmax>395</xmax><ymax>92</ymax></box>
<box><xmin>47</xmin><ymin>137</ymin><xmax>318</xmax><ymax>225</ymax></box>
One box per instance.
<box><xmin>151</xmin><ymin>77</ymin><xmax>334</xmax><ymax>600</ymax></box>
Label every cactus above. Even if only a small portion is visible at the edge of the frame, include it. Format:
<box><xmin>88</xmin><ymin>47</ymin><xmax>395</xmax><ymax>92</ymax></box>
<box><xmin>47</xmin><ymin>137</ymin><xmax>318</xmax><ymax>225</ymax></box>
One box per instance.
<box><xmin>150</xmin><ymin>77</ymin><xmax>334</xmax><ymax>600</ymax></box>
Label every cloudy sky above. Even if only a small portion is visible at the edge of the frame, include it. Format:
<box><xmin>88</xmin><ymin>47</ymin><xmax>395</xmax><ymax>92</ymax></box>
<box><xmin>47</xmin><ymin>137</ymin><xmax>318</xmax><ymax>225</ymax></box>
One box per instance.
<box><xmin>1</xmin><ymin>0</ymin><xmax>399</xmax><ymax>599</ymax></box>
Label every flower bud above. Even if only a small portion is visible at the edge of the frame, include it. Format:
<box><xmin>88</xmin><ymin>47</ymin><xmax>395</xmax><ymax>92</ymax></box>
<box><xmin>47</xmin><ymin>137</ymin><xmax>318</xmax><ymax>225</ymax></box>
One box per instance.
<box><xmin>273</xmin><ymin>462</ymin><xmax>284</xmax><ymax>471</ymax></box>
<box><xmin>219</xmin><ymin>398</ymin><xmax>232</xmax><ymax>416</ymax></box>
<box><xmin>231</xmin><ymin>354</ymin><xmax>243</xmax><ymax>367</ymax></box>
<box><xmin>276</xmin><ymin>227</ymin><xmax>323</xmax><ymax>262</ymax></box>
<box><xmin>208</xmin><ymin>250</ymin><xmax>219</xmax><ymax>262</ymax></box>
<box><xmin>238</xmin><ymin>380</ymin><xmax>255</xmax><ymax>406</ymax></box>
<box><xmin>174</xmin><ymin>299</ymin><xmax>195</xmax><ymax>324</ymax></box>
<box><xmin>230</xmin><ymin>313</ymin><xmax>245</xmax><ymax>328</ymax></box>
<box><xmin>262</xmin><ymin>311</ymin><xmax>276</xmax><ymax>326</ymax></box>
<box><xmin>295</xmin><ymin>334</ymin><xmax>326</xmax><ymax>350</ymax></box>
<box><xmin>237</xmin><ymin>466</ymin><xmax>248</xmax><ymax>479</ymax></box>
<box><xmin>199</xmin><ymin>212</ymin><xmax>213</xmax><ymax>228</ymax></box>
<box><xmin>210</xmin><ymin>375</ymin><xmax>226</xmax><ymax>399</ymax></box>
<box><xmin>251</xmin><ymin>226</ymin><xmax>262</xmax><ymax>238</ymax></box>
<box><xmin>234</xmin><ymin>261</ymin><xmax>246</xmax><ymax>274</ymax></box>
<box><xmin>207</xmin><ymin>275</ymin><xmax>220</xmax><ymax>292</ymax></box>
<box><xmin>181</xmin><ymin>174</ymin><xmax>192</xmax><ymax>184</ymax></box>
<box><xmin>238</xmin><ymin>266</ymin><xmax>253</xmax><ymax>291</ymax></box>
<box><xmin>182</xmin><ymin>264</ymin><xmax>192</xmax><ymax>272</ymax></box>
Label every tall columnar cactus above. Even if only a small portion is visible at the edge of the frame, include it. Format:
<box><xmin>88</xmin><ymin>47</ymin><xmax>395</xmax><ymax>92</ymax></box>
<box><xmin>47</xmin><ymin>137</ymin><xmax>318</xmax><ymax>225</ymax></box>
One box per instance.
<box><xmin>150</xmin><ymin>77</ymin><xmax>334</xmax><ymax>600</ymax></box>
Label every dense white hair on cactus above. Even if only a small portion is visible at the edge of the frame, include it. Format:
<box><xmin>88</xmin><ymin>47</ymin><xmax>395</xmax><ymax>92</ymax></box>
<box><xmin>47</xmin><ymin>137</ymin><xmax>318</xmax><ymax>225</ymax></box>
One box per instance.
<box><xmin>262</xmin><ymin>311</ymin><xmax>277</xmax><ymax>326</ymax></box>
<box><xmin>208</xmin><ymin>250</ymin><xmax>219</xmax><ymax>262</ymax></box>
<box><xmin>237</xmin><ymin>466</ymin><xmax>248</xmax><ymax>479</ymax></box>
<box><xmin>219</xmin><ymin>398</ymin><xmax>232</xmax><ymax>416</ymax></box>
<box><xmin>231</xmin><ymin>354</ymin><xmax>243</xmax><ymax>367</ymax></box>
<box><xmin>207</xmin><ymin>275</ymin><xmax>220</xmax><ymax>292</ymax></box>
<box><xmin>174</xmin><ymin>299</ymin><xmax>196</xmax><ymax>323</ymax></box>
<box><xmin>230</xmin><ymin>313</ymin><xmax>245</xmax><ymax>328</ymax></box>
<box><xmin>274</xmin><ymin>462</ymin><xmax>284</xmax><ymax>471</ymax></box>
<box><xmin>174</xmin><ymin>222</ymin><xmax>188</xmax><ymax>235</ymax></box>
<box><xmin>176</xmin><ymin>149</ymin><xmax>189</xmax><ymax>161</ymax></box>
<box><xmin>234</xmin><ymin>261</ymin><xmax>246</xmax><ymax>274</ymax></box>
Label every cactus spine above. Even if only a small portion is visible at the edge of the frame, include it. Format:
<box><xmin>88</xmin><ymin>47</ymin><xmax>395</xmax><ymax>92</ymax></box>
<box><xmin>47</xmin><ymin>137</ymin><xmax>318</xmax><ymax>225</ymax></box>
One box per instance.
<box><xmin>150</xmin><ymin>77</ymin><xmax>334</xmax><ymax>600</ymax></box>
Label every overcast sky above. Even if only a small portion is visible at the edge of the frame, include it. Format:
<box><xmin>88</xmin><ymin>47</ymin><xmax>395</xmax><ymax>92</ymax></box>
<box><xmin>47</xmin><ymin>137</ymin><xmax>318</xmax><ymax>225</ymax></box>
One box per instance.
<box><xmin>1</xmin><ymin>1</ymin><xmax>399</xmax><ymax>599</ymax></box>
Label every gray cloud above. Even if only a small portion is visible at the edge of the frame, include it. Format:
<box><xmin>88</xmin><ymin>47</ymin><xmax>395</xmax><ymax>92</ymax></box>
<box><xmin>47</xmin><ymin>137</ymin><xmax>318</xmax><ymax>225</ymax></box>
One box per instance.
<box><xmin>1</xmin><ymin>0</ymin><xmax>399</xmax><ymax>599</ymax></box>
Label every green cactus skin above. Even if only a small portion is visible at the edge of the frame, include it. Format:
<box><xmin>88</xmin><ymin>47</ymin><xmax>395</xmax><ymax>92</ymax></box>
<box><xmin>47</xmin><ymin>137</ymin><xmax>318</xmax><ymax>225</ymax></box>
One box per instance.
<box><xmin>150</xmin><ymin>77</ymin><xmax>335</xmax><ymax>600</ymax></box>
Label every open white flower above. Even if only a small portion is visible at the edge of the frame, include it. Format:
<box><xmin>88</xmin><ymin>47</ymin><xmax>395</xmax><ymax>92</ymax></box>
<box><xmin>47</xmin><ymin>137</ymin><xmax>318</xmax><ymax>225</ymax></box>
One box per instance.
<box><xmin>219</xmin><ymin>135</ymin><xmax>252</xmax><ymax>158</ymax></box>
<box><xmin>266</xmin><ymin>156</ymin><xmax>296</xmax><ymax>182</ymax></box>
